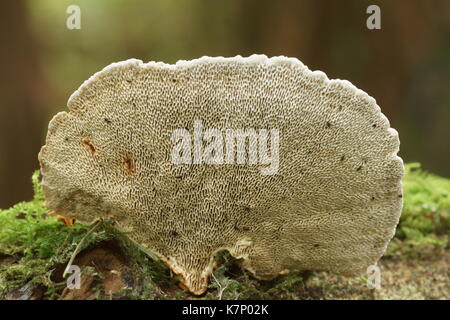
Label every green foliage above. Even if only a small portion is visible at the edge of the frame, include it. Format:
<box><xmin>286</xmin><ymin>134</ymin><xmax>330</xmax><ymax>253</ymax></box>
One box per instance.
<box><xmin>0</xmin><ymin>171</ymin><xmax>94</xmax><ymax>259</ymax></box>
<box><xmin>31</xmin><ymin>170</ymin><xmax>44</xmax><ymax>202</ymax></box>
<box><xmin>0</xmin><ymin>172</ymin><xmax>106</xmax><ymax>298</ymax></box>
<box><xmin>401</xmin><ymin>163</ymin><xmax>450</xmax><ymax>236</ymax></box>
<box><xmin>387</xmin><ymin>163</ymin><xmax>450</xmax><ymax>256</ymax></box>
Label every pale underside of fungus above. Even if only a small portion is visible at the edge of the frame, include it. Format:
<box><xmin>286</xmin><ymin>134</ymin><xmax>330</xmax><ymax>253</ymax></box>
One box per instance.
<box><xmin>38</xmin><ymin>55</ymin><xmax>403</xmax><ymax>295</ymax></box>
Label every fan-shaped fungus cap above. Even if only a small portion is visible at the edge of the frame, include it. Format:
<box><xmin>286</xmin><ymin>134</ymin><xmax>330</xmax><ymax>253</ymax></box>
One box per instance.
<box><xmin>38</xmin><ymin>55</ymin><xmax>403</xmax><ymax>295</ymax></box>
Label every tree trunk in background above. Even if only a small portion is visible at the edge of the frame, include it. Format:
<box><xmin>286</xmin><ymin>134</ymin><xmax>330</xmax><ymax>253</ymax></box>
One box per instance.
<box><xmin>0</xmin><ymin>0</ymin><xmax>48</xmax><ymax>208</ymax></box>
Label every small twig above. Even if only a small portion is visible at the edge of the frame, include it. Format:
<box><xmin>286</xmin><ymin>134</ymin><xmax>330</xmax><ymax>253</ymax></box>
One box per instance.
<box><xmin>126</xmin><ymin>234</ymin><xmax>160</xmax><ymax>261</ymax></box>
<box><xmin>63</xmin><ymin>220</ymin><xmax>102</xmax><ymax>278</ymax></box>
<box><xmin>211</xmin><ymin>272</ymin><xmax>228</xmax><ymax>300</ymax></box>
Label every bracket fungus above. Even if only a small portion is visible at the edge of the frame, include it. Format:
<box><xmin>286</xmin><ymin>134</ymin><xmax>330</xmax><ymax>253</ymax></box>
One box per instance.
<box><xmin>38</xmin><ymin>55</ymin><xmax>403</xmax><ymax>295</ymax></box>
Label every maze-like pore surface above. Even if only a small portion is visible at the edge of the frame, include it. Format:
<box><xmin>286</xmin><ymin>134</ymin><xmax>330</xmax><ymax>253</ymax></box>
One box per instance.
<box><xmin>39</xmin><ymin>55</ymin><xmax>403</xmax><ymax>295</ymax></box>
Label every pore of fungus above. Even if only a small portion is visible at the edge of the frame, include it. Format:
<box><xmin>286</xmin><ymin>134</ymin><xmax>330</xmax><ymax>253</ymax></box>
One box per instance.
<box><xmin>38</xmin><ymin>55</ymin><xmax>403</xmax><ymax>295</ymax></box>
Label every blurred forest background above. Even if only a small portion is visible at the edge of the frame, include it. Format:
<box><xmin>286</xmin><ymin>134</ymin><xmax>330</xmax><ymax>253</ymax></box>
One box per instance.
<box><xmin>0</xmin><ymin>0</ymin><xmax>449</xmax><ymax>208</ymax></box>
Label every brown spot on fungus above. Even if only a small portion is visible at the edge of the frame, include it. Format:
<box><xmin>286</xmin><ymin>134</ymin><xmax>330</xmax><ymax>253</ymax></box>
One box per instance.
<box><xmin>38</xmin><ymin>55</ymin><xmax>403</xmax><ymax>295</ymax></box>
<box><xmin>81</xmin><ymin>137</ymin><xmax>96</xmax><ymax>154</ymax></box>
<box><xmin>123</xmin><ymin>156</ymin><xmax>135</xmax><ymax>176</ymax></box>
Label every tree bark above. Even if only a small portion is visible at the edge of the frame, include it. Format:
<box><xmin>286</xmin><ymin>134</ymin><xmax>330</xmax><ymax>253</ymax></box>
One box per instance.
<box><xmin>0</xmin><ymin>0</ymin><xmax>48</xmax><ymax>208</ymax></box>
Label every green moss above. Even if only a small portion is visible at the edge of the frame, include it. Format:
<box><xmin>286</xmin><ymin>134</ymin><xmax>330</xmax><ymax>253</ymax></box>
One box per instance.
<box><xmin>0</xmin><ymin>171</ymin><xmax>90</xmax><ymax>298</ymax></box>
<box><xmin>401</xmin><ymin>163</ymin><xmax>450</xmax><ymax>237</ymax></box>
<box><xmin>204</xmin><ymin>251</ymin><xmax>307</xmax><ymax>300</ymax></box>
<box><xmin>206</xmin><ymin>252</ymin><xmax>260</xmax><ymax>300</ymax></box>
<box><xmin>386</xmin><ymin>163</ymin><xmax>450</xmax><ymax>257</ymax></box>
<box><xmin>1</xmin><ymin>164</ymin><xmax>449</xmax><ymax>299</ymax></box>
<box><xmin>0</xmin><ymin>171</ymin><xmax>152</xmax><ymax>299</ymax></box>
